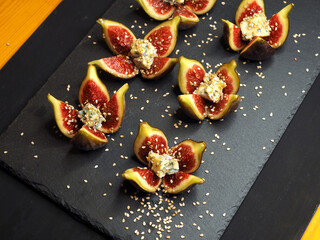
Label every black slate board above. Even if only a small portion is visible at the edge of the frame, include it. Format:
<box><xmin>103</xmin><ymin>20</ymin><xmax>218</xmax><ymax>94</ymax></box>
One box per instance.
<box><xmin>1</xmin><ymin>0</ymin><xmax>320</xmax><ymax>239</ymax></box>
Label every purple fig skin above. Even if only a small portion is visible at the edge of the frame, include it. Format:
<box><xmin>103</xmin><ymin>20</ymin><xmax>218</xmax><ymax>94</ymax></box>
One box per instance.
<box><xmin>240</xmin><ymin>37</ymin><xmax>276</xmax><ymax>61</ymax></box>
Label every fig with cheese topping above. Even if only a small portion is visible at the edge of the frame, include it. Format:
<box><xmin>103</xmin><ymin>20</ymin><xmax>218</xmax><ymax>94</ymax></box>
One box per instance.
<box><xmin>222</xmin><ymin>0</ymin><xmax>293</xmax><ymax>60</ymax></box>
<box><xmin>136</xmin><ymin>0</ymin><xmax>217</xmax><ymax>29</ymax></box>
<box><xmin>89</xmin><ymin>17</ymin><xmax>180</xmax><ymax>80</ymax></box>
<box><xmin>122</xmin><ymin>122</ymin><xmax>206</xmax><ymax>194</ymax></box>
<box><xmin>47</xmin><ymin>65</ymin><xmax>129</xmax><ymax>150</ymax></box>
<box><xmin>177</xmin><ymin>56</ymin><xmax>240</xmax><ymax>121</ymax></box>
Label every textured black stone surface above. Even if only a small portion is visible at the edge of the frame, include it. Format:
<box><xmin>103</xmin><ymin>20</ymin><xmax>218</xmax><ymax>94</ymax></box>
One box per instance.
<box><xmin>0</xmin><ymin>0</ymin><xmax>320</xmax><ymax>239</ymax></box>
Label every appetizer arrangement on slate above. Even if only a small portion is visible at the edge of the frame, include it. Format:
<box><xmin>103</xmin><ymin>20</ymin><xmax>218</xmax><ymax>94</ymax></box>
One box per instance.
<box><xmin>47</xmin><ymin>65</ymin><xmax>129</xmax><ymax>150</ymax></box>
<box><xmin>122</xmin><ymin>122</ymin><xmax>206</xmax><ymax>193</ymax></box>
<box><xmin>89</xmin><ymin>16</ymin><xmax>180</xmax><ymax>79</ymax></box>
<box><xmin>222</xmin><ymin>0</ymin><xmax>293</xmax><ymax>60</ymax></box>
<box><xmin>136</xmin><ymin>0</ymin><xmax>216</xmax><ymax>29</ymax></box>
<box><xmin>177</xmin><ymin>57</ymin><xmax>240</xmax><ymax>120</ymax></box>
<box><xmin>9</xmin><ymin>0</ymin><xmax>320</xmax><ymax>239</ymax></box>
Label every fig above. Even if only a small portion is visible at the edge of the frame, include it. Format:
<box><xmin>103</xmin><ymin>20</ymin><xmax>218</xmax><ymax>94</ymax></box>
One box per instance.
<box><xmin>222</xmin><ymin>0</ymin><xmax>293</xmax><ymax>60</ymax></box>
<box><xmin>96</xmin><ymin>18</ymin><xmax>136</xmax><ymax>56</ymax></box>
<box><xmin>91</xmin><ymin>17</ymin><xmax>179</xmax><ymax>80</ymax></box>
<box><xmin>222</xmin><ymin>19</ymin><xmax>246</xmax><ymax>51</ymax></box>
<box><xmin>163</xmin><ymin>172</ymin><xmax>204</xmax><ymax>194</ymax></box>
<box><xmin>140</xmin><ymin>57</ymin><xmax>178</xmax><ymax>79</ymax></box>
<box><xmin>240</xmin><ymin>37</ymin><xmax>276</xmax><ymax>61</ymax></box>
<box><xmin>177</xmin><ymin>56</ymin><xmax>206</xmax><ymax>94</ymax></box>
<box><xmin>172</xmin><ymin>5</ymin><xmax>199</xmax><ymax>30</ymax></box>
<box><xmin>101</xmin><ymin>83</ymin><xmax>129</xmax><ymax>134</ymax></box>
<box><xmin>235</xmin><ymin>0</ymin><xmax>265</xmax><ymax>26</ymax></box>
<box><xmin>47</xmin><ymin>65</ymin><xmax>129</xmax><ymax>150</ymax></box>
<box><xmin>136</xmin><ymin>0</ymin><xmax>175</xmax><ymax>21</ymax></box>
<box><xmin>144</xmin><ymin>16</ymin><xmax>180</xmax><ymax>58</ymax></box>
<box><xmin>72</xmin><ymin>125</ymin><xmax>108</xmax><ymax>151</ymax></box>
<box><xmin>123</xmin><ymin>122</ymin><xmax>206</xmax><ymax>194</ymax></box>
<box><xmin>169</xmin><ymin>139</ymin><xmax>206</xmax><ymax>173</ymax></box>
<box><xmin>89</xmin><ymin>56</ymin><xmax>139</xmax><ymax>79</ymax></box>
<box><xmin>136</xmin><ymin>0</ymin><xmax>216</xmax><ymax>29</ymax></box>
<box><xmin>177</xmin><ymin>94</ymin><xmax>207</xmax><ymax>120</ymax></box>
<box><xmin>177</xmin><ymin>57</ymin><xmax>240</xmax><ymax>121</ymax></box>
<box><xmin>134</xmin><ymin>122</ymin><xmax>168</xmax><ymax>165</ymax></box>
<box><xmin>47</xmin><ymin>94</ymin><xmax>80</xmax><ymax>138</ymax></box>
<box><xmin>122</xmin><ymin>168</ymin><xmax>161</xmax><ymax>193</ymax></box>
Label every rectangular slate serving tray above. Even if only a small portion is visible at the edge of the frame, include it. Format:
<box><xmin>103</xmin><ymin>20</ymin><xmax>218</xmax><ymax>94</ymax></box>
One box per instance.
<box><xmin>1</xmin><ymin>0</ymin><xmax>320</xmax><ymax>239</ymax></box>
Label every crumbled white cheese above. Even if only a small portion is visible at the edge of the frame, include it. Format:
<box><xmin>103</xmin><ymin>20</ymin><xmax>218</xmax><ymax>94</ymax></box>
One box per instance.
<box><xmin>129</xmin><ymin>39</ymin><xmax>157</xmax><ymax>70</ymax></box>
<box><xmin>147</xmin><ymin>151</ymin><xmax>179</xmax><ymax>178</ymax></box>
<box><xmin>240</xmin><ymin>13</ymin><xmax>271</xmax><ymax>41</ymax></box>
<box><xmin>194</xmin><ymin>73</ymin><xmax>226</xmax><ymax>103</ymax></box>
<box><xmin>78</xmin><ymin>103</ymin><xmax>105</xmax><ymax>130</ymax></box>
<box><xmin>163</xmin><ymin>0</ymin><xmax>184</xmax><ymax>5</ymax></box>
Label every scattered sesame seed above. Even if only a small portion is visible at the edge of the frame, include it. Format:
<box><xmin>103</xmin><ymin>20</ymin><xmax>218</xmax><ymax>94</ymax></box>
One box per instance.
<box><xmin>34</xmin><ymin>155</ymin><xmax>38</xmax><ymax>159</ymax></box>
<box><xmin>83</xmin><ymin>179</ymin><xmax>88</xmax><ymax>183</ymax></box>
<box><xmin>4</xmin><ymin>150</ymin><xmax>8</xmax><ymax>154</ymax></box>
<box><xmin>66</xmin><ymin>185</ymin><xmax>70</xmax><ymax>189</ymax></box>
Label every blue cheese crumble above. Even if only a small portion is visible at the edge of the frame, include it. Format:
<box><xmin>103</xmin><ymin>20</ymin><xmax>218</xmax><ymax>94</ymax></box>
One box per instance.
<box><xmin>78</xmin><ymin>103</ymin><xmax>106</xmax><ymax>130</ymax></box>
<box><xmin>240</xmin><ymin>13</ymin><xmax>271</xmax><ymax>41</ymax></box>
<box><xmin>194</xmin><ymin>73</ymin><xmax>226</xmax><ymax>103</ymax></box>
<box><xmin>147</xmin><ymin>151</ymin><xmax>179</xmax><ymax>178</ymax></box>
<box><xmin>129</xmin><ymin>39</ymin><xmax>157</xmax><ymax>70</ymax></box>
<box><xmin>163</xmin><ymin>0</ymin><xmax>184</xmax><ymax>5</ymax></box>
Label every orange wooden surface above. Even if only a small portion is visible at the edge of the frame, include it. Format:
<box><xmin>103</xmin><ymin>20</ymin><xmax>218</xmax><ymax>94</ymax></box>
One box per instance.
<box><xmin>0</xmin><ymin>0</ymin><xmax>62</xmax><ymax>69</ymax></box>
<box><xmin>301</xmin><ymin>205</ymin><xmax>320</xmax><ymax>240</ymax></box>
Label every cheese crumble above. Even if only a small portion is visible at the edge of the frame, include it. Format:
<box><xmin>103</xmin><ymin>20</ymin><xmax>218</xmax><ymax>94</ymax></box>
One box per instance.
<box><xmin>163</xmin><ymin>0</ymin><xmax>184</xmax><ymax>5</ymax></box>
<box><xmin>194</xmin><ymin>73</ymin><xmax>226</xmax><ymax>103</ymax></box>
<box><xmin>147</xmin><ymin>151</ymin><xmax>179</xmax><ymax>178</ymax></box>
<box><xmin>78</xmin><ymin>103</ymin><xmax>106</xmax><ymax>130</ymax></box>
<box><xmin>240</xmin><ymin>13</ymin><xmax>271</xmax><ymax>41</ymax></box>
<box><xmin>129</xmin><ymin>39</ymin><xmax>157</xmax><ymax>70</ymax></box>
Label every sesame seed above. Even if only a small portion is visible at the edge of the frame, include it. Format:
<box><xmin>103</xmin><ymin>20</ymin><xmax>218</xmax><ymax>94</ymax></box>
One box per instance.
<box><xmin>83</xmin><ymin>179</ymin><xmax>88</xmax><ymax>183</ymax></box>
<box><xmin>66</xmin><ymin>185</ymin><xmax>70</xmax><ymax>189</ymax></box>
<box><xmin>3</xmin><ymin>150</ymin><xmax>8</xmax><ymax>154</ymax></box>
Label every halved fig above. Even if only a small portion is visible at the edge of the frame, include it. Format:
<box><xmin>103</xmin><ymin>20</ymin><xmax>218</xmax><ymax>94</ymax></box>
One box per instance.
<box><xmin>235</xmin><ymin>0</ymin><xmax>265</xmax><ymax>26</ymax></box>
<box><xmin>240</xmin><ymin>36</ymin><xmax>276</xmax><ymax>61</ymax></box>
<box><xmin>216</xmin><ymin>59</ymin><xmax>240</xmax><ymax>95</ymax></box>
<box><xmin>79</xmin><ymin>64</ymin><xmax>110</xmax><ymax>108</ymax></box>
<box><xmin>96</xmin><ymin>18</ymin><xmax>136</xmax><ymax>56</ymax></box>
<box><xmin>221</xmin><ymin>19</ymin><xmax>246</xmax><ymax>51</ymax></box>
<box><xmin>144</xmin><ymin>16</ymin><xmax>180</xmax><ymax>57</ymax></box>
<box><xmin>163</xmin><ymin>172</ymin><xmax>204</xmax><ymax>194</ymax></box>
<box><xmin>71</xmin><ymin>125</ymin><xmax>108</xmax><ymax>151</ymax></box>
<box><xmin>178</xmin><ymin>58</ymin><xmax>240</xmax><ymax>121</ymax></box>
<box><xmin>173</xmin><ymin>5</ymin><xmax>199</xmax><ymax>30</ymax></box>
<box><xmin>178</xmin><ymin>56</ymin><xmax>206</xmax><ymax>94</ymax></box>
<box><xmin>140</xmin><ymin>57</ymin><xmax>178</xmax><ymax>79</ymax></box>
<box><xmin>133</xmin><ymin>122</ymin><xmax>168</xmax><ymax>165</ymax></box>
<box><xmin>184</xmin><ymin>0</ymin><xmax>217</xmax><ymax>15</ymax></box>
<box><xmin>136</xmin><ymin>0</ymin><xmax>175</xmax><ymax>21</ymax></box>
<box><xmin>122</xmin><ymin>167</ymin><xmax>162</xmax><ymax>193</ymax></box>
<box><xmin>177</xmin><ymin>94</ymin><xmax>207</xmax><ymax>120</ymax></box>
<box><xmin>170</xmin><ymin>140</ymin><xmax>206</xmax><ymax>173</ymax></box>
<box><xmin>47</xmin><ymin>94</ymin><xmax>80</xmax><ymax>138</ymax></box>
<box><xmin>100</xmin><ymin>83</ymin><xmax>129</xmax><ymax>134</ymax></box>
<box><xmin>266</xmin><ymin>4</ymin><xmax>293</xmax><ymax>48</ymax></box>
<box><xmin>207</xmin><ymin>94</ymin><xmax>240</xmax><ymax>120</ymax></box>
<box><xmin>89</xmin><ymin>56</ymin><xmax>139</xmax><ymax>79</ymax></box>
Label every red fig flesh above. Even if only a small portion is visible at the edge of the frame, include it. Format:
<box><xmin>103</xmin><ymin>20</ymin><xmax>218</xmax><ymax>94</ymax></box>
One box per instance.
<box><xmin>122</xmin><ymin>167</ymin><xmax>162</xmax><ymax>193</ymax></box>
<box><xmin>144</xmin><ymin>16</ymin><xmax>180</xmax><ymax>57</ymax></box>
<box><xmin>97</xmin><ymin>18</ymin><xmax>136</xmax><ymax>56</ymax></box>
<box><xmin>47</xmin><ymin>94</ymin><xmax>80</xmax><ymax>138</ymax></box>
